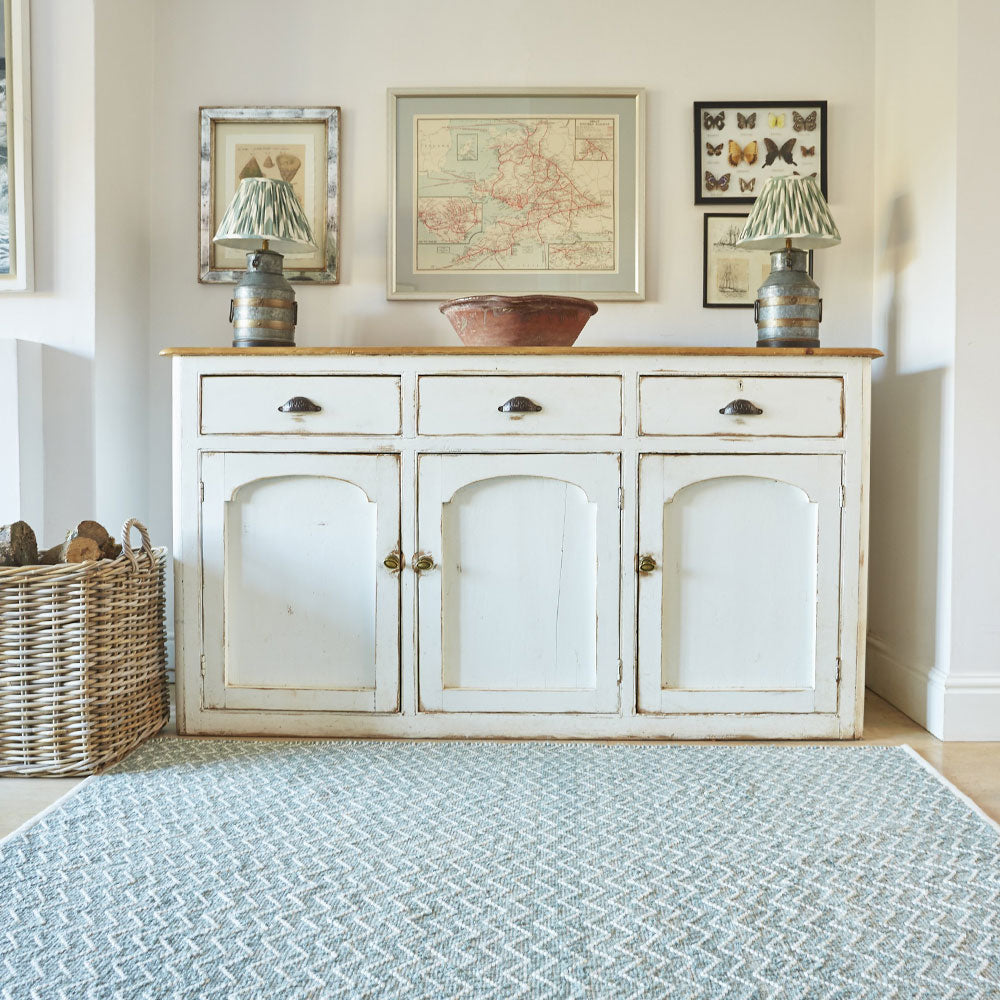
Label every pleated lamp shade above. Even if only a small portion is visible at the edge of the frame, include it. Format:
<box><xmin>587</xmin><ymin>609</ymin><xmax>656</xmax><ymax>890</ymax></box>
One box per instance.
<box><xmin>736</xmin><ymin>175</ymin><xmax>841</xmax><ymax>251</ymax></box>
<box><xmin>213</xmin><ymin>177</ymin><xmax>316</xmax><ymax>254</ymax></box>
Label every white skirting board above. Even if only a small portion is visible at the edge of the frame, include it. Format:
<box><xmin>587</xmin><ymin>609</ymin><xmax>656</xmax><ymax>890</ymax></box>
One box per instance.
<box><xmin>867</xmin><ymin>634</ymin><xmax>1000</xmax><ymax>741</ymax></box>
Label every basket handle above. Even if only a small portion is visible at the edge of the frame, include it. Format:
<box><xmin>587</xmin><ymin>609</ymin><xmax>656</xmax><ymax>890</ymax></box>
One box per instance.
<box><xmin>121</xmin><ymin>518</ymin><xmax>155</xmax><ymax>570</ymax></box>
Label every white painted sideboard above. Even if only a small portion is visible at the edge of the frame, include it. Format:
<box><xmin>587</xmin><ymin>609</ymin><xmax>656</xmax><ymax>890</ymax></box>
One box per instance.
<box><xmin>165</xmin><ymin>347</ymin><xmax>879</xmax><ymax>740</ymax></box>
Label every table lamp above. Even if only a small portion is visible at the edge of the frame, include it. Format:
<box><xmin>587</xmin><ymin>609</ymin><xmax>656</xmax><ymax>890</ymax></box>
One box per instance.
<box><xmin>736</xmin><ymin>175</ymin><xmax>841</xmax><ymax>348</ymax></box>
<box><xmin>213</xmin><ymin>177</ymin><xmax>316</xmax><ymax>348</ymax></box>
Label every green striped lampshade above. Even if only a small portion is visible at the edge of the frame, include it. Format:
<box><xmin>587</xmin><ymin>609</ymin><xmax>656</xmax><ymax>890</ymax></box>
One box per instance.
<box><xmin>736</xmin><ymin>175</ymin><xmax>841</xmax><ymax>251</ymax></box>
<box><xmin>213</xmin><ymin>177</ymin><xmax>316</xmax><ymax>253</ymax></box>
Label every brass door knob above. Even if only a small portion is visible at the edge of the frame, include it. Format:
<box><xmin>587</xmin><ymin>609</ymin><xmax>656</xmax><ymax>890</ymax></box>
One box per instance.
<box><xmin>413</xmin><ymin>554</ymin><xmax>435</xmax><ymax>572</ymax></box>
<box><xmin>383</xmin><ymin>552</ymin><xmax>402</xmax><ymax>572</ymax></box>
<box><xmin>637</xmin><ymin>555</ymin><xmax>657</xmax><ymax>573</ymax></box>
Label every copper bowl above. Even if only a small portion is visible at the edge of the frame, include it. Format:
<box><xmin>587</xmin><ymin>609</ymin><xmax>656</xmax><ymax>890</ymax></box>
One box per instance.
<box><xmin>439</xmin><ymin>294</ymin><xmax>598</xmax><ymax>347</ymax></box>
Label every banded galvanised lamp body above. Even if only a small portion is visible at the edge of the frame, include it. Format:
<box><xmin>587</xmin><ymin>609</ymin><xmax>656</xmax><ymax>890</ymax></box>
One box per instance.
<box><xmin>212</xmin><ymin>177</ymin><xmax>316</xmax><ymax>347</ymax></box>
<box><xmin>736</xmin><ymin>174</ymin><xmax>841</xmax><ymax>348</ymax></box>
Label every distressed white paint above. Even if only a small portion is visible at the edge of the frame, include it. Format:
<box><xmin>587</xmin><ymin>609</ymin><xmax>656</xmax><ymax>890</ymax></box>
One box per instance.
<box><xmin>417</xmin><ymin>453</ymin><xmax>621</xmax><ymax>714</ymax></box>
<box><xmin>639</xmin><ymin>376</ymin><xmax>844</xmax><ymax>438</ymax></box>
<box><xmin>171</xmin><ymin>349</ymin><xmax>873</xmax><ymax>739</ymax></box>
<box><xmin>200</xmin><ymin>375</ymin><xmax>402</xmax><ymax>436</ymax></box>
<box><xmin>200</xmin><ymin>451</ymin><xmax>400</xmax><ymax>714</ymax></box>
<box><xmin>418</xmin><ymin>376</ymin><xmax>622</xmax><ymax>436</ymax></box>
<box><xmin>637</xmin><ymin>454</ymin><xmax>842</xmax><ymax>716</ymax></box>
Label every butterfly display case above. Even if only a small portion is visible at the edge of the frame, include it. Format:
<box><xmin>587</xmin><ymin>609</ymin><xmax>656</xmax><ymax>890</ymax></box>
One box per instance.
<box><xmin>694</xmin><ymin>100</ymin><xmax>826</xmax><ymax>205</ymax></box>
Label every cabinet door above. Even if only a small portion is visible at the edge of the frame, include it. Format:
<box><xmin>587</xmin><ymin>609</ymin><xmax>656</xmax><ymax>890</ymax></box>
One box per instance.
<box><xmin>201</xmin><ymin>452</ymin><xmax>400</xmax><ymax>713</ymax></box>
<box><xmin>637</xmin><ymin>454</ymin><xmax>842</xmax><ymax>715</ymax></box>
<box><xmin>417</xmin><ymin>454</ymin><xmax>620</xmax><ymax>714</ymax></box>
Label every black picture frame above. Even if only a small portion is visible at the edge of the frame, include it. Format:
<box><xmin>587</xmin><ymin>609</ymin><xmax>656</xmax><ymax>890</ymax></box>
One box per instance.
<box><xmin>694</xmin><ymin>100</ymin><xmax>828</xmax><ymax>206</ymax></box>
<box><xmin>703</xmin><ymin>213</ymin><xmax>814</xmax><ymax>309</ymax></box>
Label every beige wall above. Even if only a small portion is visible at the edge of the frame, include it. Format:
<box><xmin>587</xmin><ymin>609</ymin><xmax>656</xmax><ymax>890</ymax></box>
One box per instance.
<box><xmin>0</xmin><ymin>0</ymin><xmax>96</xmax><ymax>541</ymax></box>
<box><xmin>94</xmin><ymin>0</ymin><xmax>154</xmax><ymax>540</ymax></box>
<box><xmin>869</xmin><ymin>0</ymin><xmax>1000</xmax><ymax>738</ymax></box>
<box><xmin>868</xmin><ymin>0</ymin><xmax>957</xmax><ymax>731</ymax></box>
<box><xmin>948</xmin><ymin>0</ymin><xmax>1000</xmax><ymax>722</ymax></box>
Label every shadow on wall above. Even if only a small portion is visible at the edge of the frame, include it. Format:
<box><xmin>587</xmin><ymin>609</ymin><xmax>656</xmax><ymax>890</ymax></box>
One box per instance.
<box><xmin>867</xmin><ymin>192</ymin><xmax>949</xmax><ymax>718</ymax></box>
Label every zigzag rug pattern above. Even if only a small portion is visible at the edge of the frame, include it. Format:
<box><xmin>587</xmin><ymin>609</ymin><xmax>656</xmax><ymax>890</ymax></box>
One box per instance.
<box><xmin>2</xmin><ymin>740</ymin><xmax>999</xmax><ymax>999</ymax></box>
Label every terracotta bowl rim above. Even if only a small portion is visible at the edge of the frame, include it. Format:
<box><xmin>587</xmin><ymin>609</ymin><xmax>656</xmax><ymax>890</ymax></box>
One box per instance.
<box><xmin>439</xmin><ymin>294</ymin><xmax>599</xmax><ymax>315</ymax></box>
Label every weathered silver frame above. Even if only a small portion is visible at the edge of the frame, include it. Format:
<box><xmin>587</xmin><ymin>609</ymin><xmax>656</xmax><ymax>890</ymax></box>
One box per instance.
<box><xmin>199</xmin><ymin>106</ymin><xmax>340</xmax><ymax>284</ymax></box>
<box><xmin>0</xmin><ymin>0</ymin><xmax>33</xmax><ymax>292</ymax></box>
<box><xmin>388</xmin><ymin>88</ymin><xmax>645</xmax><ymax>301</ymax></box>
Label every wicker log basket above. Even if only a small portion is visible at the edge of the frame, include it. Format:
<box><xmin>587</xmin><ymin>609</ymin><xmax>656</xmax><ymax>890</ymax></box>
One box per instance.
<box><xmin>0</xmin><ymin>519</ymin><xmax>168</xmax><ymax>776</ymax></box>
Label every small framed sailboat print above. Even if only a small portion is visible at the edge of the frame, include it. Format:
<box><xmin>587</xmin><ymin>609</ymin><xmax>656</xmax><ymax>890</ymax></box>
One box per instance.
<box><xmin>703</xmin><ymin>213</ymin><xmax>812</xmax><ymax>308</ymax></box>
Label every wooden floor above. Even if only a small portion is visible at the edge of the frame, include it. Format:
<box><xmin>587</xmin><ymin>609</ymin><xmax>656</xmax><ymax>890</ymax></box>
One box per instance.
<box><xmin>2</xmin><ymin>690</ymin><xmax>999</xmax><ymax>840</ymax></box>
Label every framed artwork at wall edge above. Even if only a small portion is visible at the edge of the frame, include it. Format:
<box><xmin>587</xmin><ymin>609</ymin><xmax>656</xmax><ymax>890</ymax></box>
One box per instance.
<box><xmin>0</xmin><ymin>0</ymin><xmax>33</xmax><ymax>292</ymax></box>
<box><xmin>388</xmin><ymin>88</ymin><xmax>645</xmax><ymax>300</ymax></box>
<box><xmin>703</xmin><ymin>213</ymin><xmax>813</xmax><ymax>308</ymax></box>
<box><xmin>694</xmin><ymin>100</ymin><xmax>827</xmax><ymax>206</ymax></box>
<box><xmin>199</xmin><ymin>106</ymin><xmax>340</xmax><ymax>283</ymax></box>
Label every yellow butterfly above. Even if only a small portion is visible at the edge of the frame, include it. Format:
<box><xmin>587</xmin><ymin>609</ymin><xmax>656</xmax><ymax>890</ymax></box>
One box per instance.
<box><xmin>727</xmin><ymin>139</ymin><xmax>758</xmax><ymax>167</ymax></box>
<box><xmin>769</xmin><ymin>112</ymin><xmax>785</xmax><ymax>128</ymax></box>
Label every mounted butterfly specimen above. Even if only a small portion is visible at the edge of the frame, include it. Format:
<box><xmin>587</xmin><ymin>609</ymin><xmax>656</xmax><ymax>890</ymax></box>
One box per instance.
<box><xmin>704</xmin><ymin>170</ymin><xmax>731</xmax><ymax>192</ymax></box>
<box><xmin>727</xmin><ymin>140</ymin><xmax>758</xmax><ymax>167</ymax></box>
<box><xmin>693</xmin><ymin>102</ymin><xmax>827</xmax><ymax>204</ymax></box>
<box><xmin>763</xmin><ymin>137</ymin><xmax>797</xmax><ymax>167</ymax></box>
<box><xmin>793</xmin><ymin>110</ymin><xmax>818</xmax><ymax>132</ymax></box>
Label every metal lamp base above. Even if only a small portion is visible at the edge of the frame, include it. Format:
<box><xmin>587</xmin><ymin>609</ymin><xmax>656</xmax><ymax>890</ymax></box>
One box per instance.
<box><xmin>753</xmin><ymin>247</ymin><xmax>821</xmax><ymax>349</ymax></box>
<box><xmin>229</xmin><ymin>249</ymin><xmax>298</xmax><ymax>348</ymax></box>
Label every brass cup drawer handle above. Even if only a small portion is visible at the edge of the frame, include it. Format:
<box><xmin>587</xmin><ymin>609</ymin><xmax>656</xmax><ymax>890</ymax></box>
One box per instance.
<box><xmin>637</xmin><ymin>555</ymin><xmax>658</xmax><ymax>574</ymax></box>
<box><xmin>719</xmin><ymin>399</ymin><xmax>763</xmax><ymax>416</ymax></box>
<box><xmin>278</xmin><ymin>396</ymin><xmax>322</xmax><ymax>414</ymax></box>
<box><xmin>413</xmin><ymin>554</ymin><xmax>435</xmax><ymax>573</ymax></box>
<box><xmin>498</xmin><ymin>396</ymin><xmax>543</xmax><ymax>414</ymax></box>
<box><xmin>383</xmin><ymin>552</ymin><xmax>402</xmax><ymax>572</ymax></box>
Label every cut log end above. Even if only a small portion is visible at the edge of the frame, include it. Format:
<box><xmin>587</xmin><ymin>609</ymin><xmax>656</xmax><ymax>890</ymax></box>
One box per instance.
<box><xmin>62</xmin><ymin>536</ymin><xmax>101</xmax><ymax>563</ymax></box>
<box><xmin>0</xmin><ymin>521</ymin><xmax>39</xmax><ymax>566</ymax></box>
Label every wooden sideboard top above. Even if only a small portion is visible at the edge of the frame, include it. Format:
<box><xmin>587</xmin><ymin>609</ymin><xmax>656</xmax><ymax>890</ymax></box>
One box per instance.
<box><xmin>161</xmin><ymin>346</ymin><xmax>883</xmax><ymax>358</ymax></box>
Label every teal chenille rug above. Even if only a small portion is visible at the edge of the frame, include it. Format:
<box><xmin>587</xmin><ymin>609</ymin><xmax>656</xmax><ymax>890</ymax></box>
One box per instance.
<box><xmin>2</xmin><ymin>740</ymin><xmax>998</xmax><ymax>999</ymax></box>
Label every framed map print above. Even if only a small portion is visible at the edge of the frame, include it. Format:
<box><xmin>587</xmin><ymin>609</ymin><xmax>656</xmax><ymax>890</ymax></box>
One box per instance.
<box><xmin>388</xmin><ymin>88</ymin><xmax>645</xmax><ymax>300</ymax></box>
<box><xmin>0</xmin><ymin>0</ymin><xmax>33</xmax><ymax>292</ymax></box>
<box><xmin>199</xmin><ymin>106</ymin><xmax>340</xmax><ymax>283</ymax></box>
<box><xmin>703</xmin><ymin>213</ymin><xmax>812</xmax><ymax>308</ymax></box>
<box><xmin>694</xmin><ymin>100</ymin><xmax>827</xmax><ymax>205</ymax></box>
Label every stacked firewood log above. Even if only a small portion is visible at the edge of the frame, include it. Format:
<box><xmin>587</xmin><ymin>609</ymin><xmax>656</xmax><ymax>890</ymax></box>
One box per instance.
<box><xmin>0</xmin><ymin>519</ymin><xmax>122</xmax><ymax>567</ymax></box>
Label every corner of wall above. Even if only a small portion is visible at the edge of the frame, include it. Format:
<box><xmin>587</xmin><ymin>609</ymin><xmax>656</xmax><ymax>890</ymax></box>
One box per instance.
<box><xmin>867</xmin><ymin>634</ymin><xmax>1000</xmax><ymax>740</ymax></box>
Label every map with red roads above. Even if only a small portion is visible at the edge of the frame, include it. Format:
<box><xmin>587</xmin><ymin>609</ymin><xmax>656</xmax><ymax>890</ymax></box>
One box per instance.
<box><xmin>415</xmin><ymin>116</ymin><xmax>617</xmax><ymax>274</ymax></box>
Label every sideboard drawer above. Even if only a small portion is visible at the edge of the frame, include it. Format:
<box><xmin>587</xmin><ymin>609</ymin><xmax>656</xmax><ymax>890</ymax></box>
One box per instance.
<box><xmin>418</xmin><ymin>375</ymin><xmax>623</xmax><ymax>436</ymax></box>
<box><xmin>639</xmin><ymin>376</ymin><xmax>844</xmax><ymax>437</ymax></box>
<box><xmin>200</xmin><ymin>375</ymin><xmax>402</xmax><ymax>435</ymax></box>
